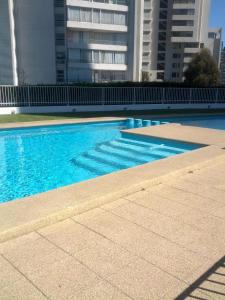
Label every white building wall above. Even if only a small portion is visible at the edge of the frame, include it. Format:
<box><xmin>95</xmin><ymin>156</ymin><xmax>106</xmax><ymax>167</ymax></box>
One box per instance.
<box><xmin>0</xmin><ymin>0</ymin><xmax>17</xmax><ymax>85</ymax></box>
<box><xmin>13</xmin><ymin>0</ymin><xmax>56</xmax><ymax>85</ymax></box>
<box><xmin>66</xmin><ymin>0</ymin><xmax>143</xmax><ymax>83</ymax></box>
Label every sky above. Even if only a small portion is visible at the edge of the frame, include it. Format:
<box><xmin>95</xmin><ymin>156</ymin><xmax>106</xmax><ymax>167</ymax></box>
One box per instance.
<box><xmin>210</xmin><ymin>0</ymin><xmax>225</xmax><ymax>41</ymax></box>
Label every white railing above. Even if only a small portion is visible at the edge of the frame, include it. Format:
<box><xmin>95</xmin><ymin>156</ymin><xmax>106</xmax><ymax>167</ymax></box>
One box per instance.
<box><xmin>0</xmin><ymin>86</ymin><xmax>224</xmax><ymax>107</ymax></box>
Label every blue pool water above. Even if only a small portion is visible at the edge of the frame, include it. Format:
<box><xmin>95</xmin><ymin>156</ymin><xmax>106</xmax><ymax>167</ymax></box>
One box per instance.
<box><xmin>159</xmin><ymin>115</ymin><xmax>225</xmax><ymax>130</ymax></box>
<box><xmin>0</xmin><ymin>119</ymin><xmax>201</xmax><ymax>203</ymax></box>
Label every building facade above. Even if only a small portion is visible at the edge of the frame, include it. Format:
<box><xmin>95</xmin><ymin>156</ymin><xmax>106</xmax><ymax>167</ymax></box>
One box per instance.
<box><xmin>0</xmin><ymin>0</ymin><xmax>143</xmax><ymax>85</ymax></box>
<box><xmin>0</xmin><ymin>0</ymin><xmax>222</xmax><ymax>85</ymax></box>
<box><xmin>206</xmin><ymin>28</ymin><xmax>222</xmax><ymax>67</ymax></box>
<box><xmin>65</xmin><ymin>0</ymin><xmax>143</xmax><ymax>83</ymax></box>
<box><xmin>142</xmin><ymin>0</ymin><xmax>215</xmax><ymax>82</ymax></box>
<box><xmin>220</xmin><ymin>46</ymin><xmax>225</xmax><ymax>85</ymax></box>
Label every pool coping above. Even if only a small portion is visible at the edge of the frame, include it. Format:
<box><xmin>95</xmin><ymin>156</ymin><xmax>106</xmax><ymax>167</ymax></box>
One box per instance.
<box><xmin>0</xmin><ymin>117</ymin><xmax>126</xmax><ymax>130</ymax></box>
<box><xmin>0</xmin><ymin>118</ymin><xmax>225</xmax><ymax>243</ymax></box>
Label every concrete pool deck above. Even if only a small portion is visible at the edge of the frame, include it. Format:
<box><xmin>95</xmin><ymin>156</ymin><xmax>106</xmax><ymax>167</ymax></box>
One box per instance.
<box><xmin>0</xmin><ymin>116</ymin><xmax>126</xmax><ymax>130</ymax></box>
<box><xmin>0</xmin><ymin>119</ymin><xmax>225</xmax><ymax>299</ymax></box>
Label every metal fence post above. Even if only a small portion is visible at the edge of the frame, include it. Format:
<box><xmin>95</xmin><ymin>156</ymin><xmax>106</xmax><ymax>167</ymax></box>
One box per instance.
<box><xmin>27</xmin><ymin>86</ymin><xmax>31</xmax><ymax>107</ymax></box>
<box><xmin>215</xmin><ymin>88</ymin><xmax>219</xmax><ymax>103</ymax></box>
<box><xmin>101</xmin><ymin>87</ymin><xmax>105</xmax><ymax>106</ymax></box>
<box><xmin>189</xmin><ymin>88</ymin><xmax>192</xmax><ymax>104</ymax></box>
<box><xmin>162</xmin><ymin>88</ymin><xmax>165</xmax><ymax>104</ymax></box>
<box><xmin>133</xmin><ymin>87</ymin><xmax>136</xmax><ymax>105</ymax></box>
<box><xmin>66</xmin><ymin>86</ymin><xmax>69</xmax><ymax>106</ymax></box>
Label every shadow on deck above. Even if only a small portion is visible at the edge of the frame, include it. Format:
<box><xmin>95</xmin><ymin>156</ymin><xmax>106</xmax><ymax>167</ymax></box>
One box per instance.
<box><xmin>176</xmin><ymin>255</ymin><xmax>225</xmax><ymax>300</ymax></box>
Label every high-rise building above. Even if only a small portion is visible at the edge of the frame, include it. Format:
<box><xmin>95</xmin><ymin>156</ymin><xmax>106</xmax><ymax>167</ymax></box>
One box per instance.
<box><xmin>142</xmin><ymin>0</ymin><xmax>213</xmax><ymax>82</ymax></box>
<box><xmin>220</xmin><ymin>46</ymin><xmax>225</xmax><ymax>85</ymax></box>
<box><xmin>206</xmin><ymin>28</ymin><xmax>222</xmax><ymax>67</ymax></box>
<box><xmin>65</xmin><ymin>0</ymin><xmax>143</xmax><ymax>83</ymax></box>
<box><xmin>0</xmin><ymin>0</ymin><xmax>221</xmax><ymax>85</ymax></box>
<box><xmin>0</xmin><ymin>0</ymin><xmax>143</xmax><ymax>85</ymax></box>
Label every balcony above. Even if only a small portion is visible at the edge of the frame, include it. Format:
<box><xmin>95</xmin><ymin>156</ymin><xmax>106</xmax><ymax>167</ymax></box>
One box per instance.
<box><xmin>67</xmin><ymin>21</ymin><xmax>127</xmax><ymax>33</ymax></box>
<box><xmin>143</xmin><ymin>45</ymin><xmax>151</xmax><ymax>52</ymax></box>
<box><xmin>143</xmin><ymin>34</ymin><xmax>151</xmax><ymax>42</ymax></box>
<box><xmin>67</xmin><ymin>0</ymin><xmax>128</xmax><ymax>12</ymax></box>
<box><xmin>142</xmin><ymin>54</ymin><xmax>151</xmax><ymax>63</ymax></box>
<box><xmin>68</xmin><ymin>41</ymin><xmax>127</xmax><ymax>52</ymax></box>
<box><xmin>144</xmin><ymin>1</ymin><xmax>152</xmax><ymax>9</ymax></box>
<box><xmin>143</xmin><ymin>22</ymin><xmax>151</xmax><ymax>31</ymax></box>
<box><xmin>68</xmin><ymin>62</ymin><xmax>127</xmax><ymax>71</ymax></box>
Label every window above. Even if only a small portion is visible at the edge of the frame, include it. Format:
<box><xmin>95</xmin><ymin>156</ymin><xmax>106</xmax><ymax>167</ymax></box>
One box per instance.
<box><xmin>57</xmin><ymin>70</ymin><xmax>64</xmax><ymax>82</ymax></box>
<box><xmin>173</xmin><ymin>9</ymin><xmax>195</xmax><ymax>15</ymax></box>
<box><xmin>159</xmin><ymin>21</ymin><xmax>167</xmax><ymax>30</ymax></box>
<box><xmin>173</xmin><ymin>53</ymin><xmax>181</xmax><ymax>59</ymax></box>
<box><xmin>172</xmin><ymin>72</ymin><xmax>179</xmax><ymax>78</ymax></box>
<box><xmin>157</xmin><ymin>72</ymin><xmax>164</xmax><ymax>80</ymax></box>
<box><xmin>54</xmin><ymin>0</ymin><xmax>64</xmax><ymax>7</ymax></box>
<box><xmin>67</xmin><ymin>31</ymin><xmax>127</xmax><ymax>46</ymax></box>
<box><xmin>172</xmin><ymin>62</ymin><xmax>180</xmax><ymax>68</ymax></box>
<box><xmin>55</xmin><ymin>14</ymin><xmax>64</xmax><ymax>26</ymax></box>
<box><xmin>56</xmin><ymin>33</ymin><xmax>65</xmax><ymax>45</ymax></box>
<box><xmin>159</xmin><ymin>10</ymin><xmax>168</xmax><ymax>19</ymax></box>
<box><xmin>184</xmin><ymin>53</ymin><xmax>193</xmax><ymax>58</ymax></box>
<box><xmin>158</xmin><ymin>32</ymin><xmax>167</xmax><ymax>41</ymax></box>
<box><xmin>160</xmin><ymin>0</ymin><xmax>168</xmax><ymax>9</ymax></box>
<box><xmin>172</xmin><ymin>31</ymin><xmax>193</xmax><ymax>37</ymax></box>
<box><xmin>173</xmin><ymin>0</ymin><xmax>195</xmax><ymax>3</ymax></box>
<box><xmin>158</xmin><ymin>53</ymin><xmax>166</xmax><ymax>61</ymax></box>
<box><xmin>158</xmin><ymin>42</ymin><xmax>166</xmax><ymax>51</ymax></box>
<box><xmin>56</xmin><ymin>52</ymin><xmax>65</xmax><ymax>64</ymax></box>
<box><xmin>68</xmin><ymin>49</ymin><xmax>127</xmax><ymax>64</ymax></box>
<box><xmin>68</xmin><ymin>6</ymin><xmax>127</xmax><ymax>26</ymax></box>
<box><xmin>157</xmin><ymin>63</ymin><xmax>165</xmax><ymax>70</ymax></box>
<box><xmin>172</xmin><ymin>20</ymin><xmax>194</xmax><ymax>26</ymax></box>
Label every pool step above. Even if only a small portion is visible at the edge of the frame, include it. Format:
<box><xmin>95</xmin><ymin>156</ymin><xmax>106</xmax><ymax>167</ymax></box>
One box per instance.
<box><xmin>71</xmin><ymin>136</ymin><xmax>187</xmax><ymax>175</ymax></box>
<box><xmin>119</xmin><ymin>137</ymin><xmax>186</xmax><ymax>153</ymax></box>
<box><xmin>96</xmin><ymin>146</ymin><xmax>149</xmax><ymax>165</ymax></box>
<box><xmin>97</xmin><ymin>142</ymin><xmax>161</xmax><ymax>161</ymax></box>
<box><xmin>70</xmin><ymin>158</ymin><xmax>106</xmax><ymax>176</ymax></box>
<box><xmin>83</xmin><ymin>151</ymin><xmax>131</xmax><ymax>169</ymax></box>
<box><xmin>108</xmin><ymin>138</ymin><xmax>185</xmax><ymax>158</ymax></box>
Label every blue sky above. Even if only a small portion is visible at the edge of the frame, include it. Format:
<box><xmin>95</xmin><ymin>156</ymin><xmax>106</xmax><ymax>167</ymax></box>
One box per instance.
<box><xmin>210</xmin><ymin>0</ymin><xmax>224</xmax><ymax>41</ymax></box>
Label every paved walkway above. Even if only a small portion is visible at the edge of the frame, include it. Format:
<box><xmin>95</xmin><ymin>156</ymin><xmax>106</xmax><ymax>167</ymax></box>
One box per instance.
<box><xmin>1</xmin><ymin>158</ymin><xmax>225</xmax><ymax>300</ymax></box>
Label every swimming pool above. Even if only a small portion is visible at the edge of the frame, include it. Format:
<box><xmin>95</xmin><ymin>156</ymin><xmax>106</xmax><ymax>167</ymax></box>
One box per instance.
<box><xmin>0</xmin><ymin>119</ymin><xmax>201</xmax><ymax>203</ymax></box>
<box><xmin>159</xmin><ymin>115</ymin><xmax>225</xmax><ymax>130</ymax></box>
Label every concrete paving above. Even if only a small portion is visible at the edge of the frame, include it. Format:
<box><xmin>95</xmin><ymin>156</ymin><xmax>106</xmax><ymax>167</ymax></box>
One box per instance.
<box><xmin>0</xmin><ymin>117</ymin><xmax>126</xmax><ymax>130</ymax></box>
<box><xmin>0</xmin><ymin>158</ymin><xmax>225</xmax><ymax>300</ymax></box>
<box><xmin>122</xmin><ymin>123</ymin><xmax>225</xmax><ymax>146</ymax></box>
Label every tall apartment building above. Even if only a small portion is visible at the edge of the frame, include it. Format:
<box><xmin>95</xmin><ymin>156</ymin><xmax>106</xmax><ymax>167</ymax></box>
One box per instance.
<box><xmin>220</xmin><ymin>46</ymin><xmax>225</xmax><ymax>85</ymax></box>
<box><xmin>0</xmin><ymin>0</ymin><xmax>143</xmax><ymax>85</ymax></box>
<box><xmin>0</xmin><ymin>0</ymin><xmax>56</xmax><ymax>85</ymax></box>
<box><xmin>142</xmin><ymin>0</ymin><xmax>213</xmax><ymax>82</ymax></box>
<box><xmin>206</xmin><ymin>28</ymin><xmax>222</xmax><ymax>67</ymax></box>
<box><xmin>0</xmin><ymin>0</ymin><xmax>221</xmax><ymax>85</ymax></box>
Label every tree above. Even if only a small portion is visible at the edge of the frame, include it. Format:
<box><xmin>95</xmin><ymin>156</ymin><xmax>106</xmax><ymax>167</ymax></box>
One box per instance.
<box><xmin>184</xmin><ymin>48</ymin><xmax>220</xmax><ymax>87</ymax></box>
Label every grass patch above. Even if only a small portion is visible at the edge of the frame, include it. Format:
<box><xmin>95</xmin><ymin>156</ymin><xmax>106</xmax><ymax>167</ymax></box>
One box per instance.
<box><xmin>0</xmin><ymin>109</ymin><xmax>225</xmax><ymax>123</ymax></box>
